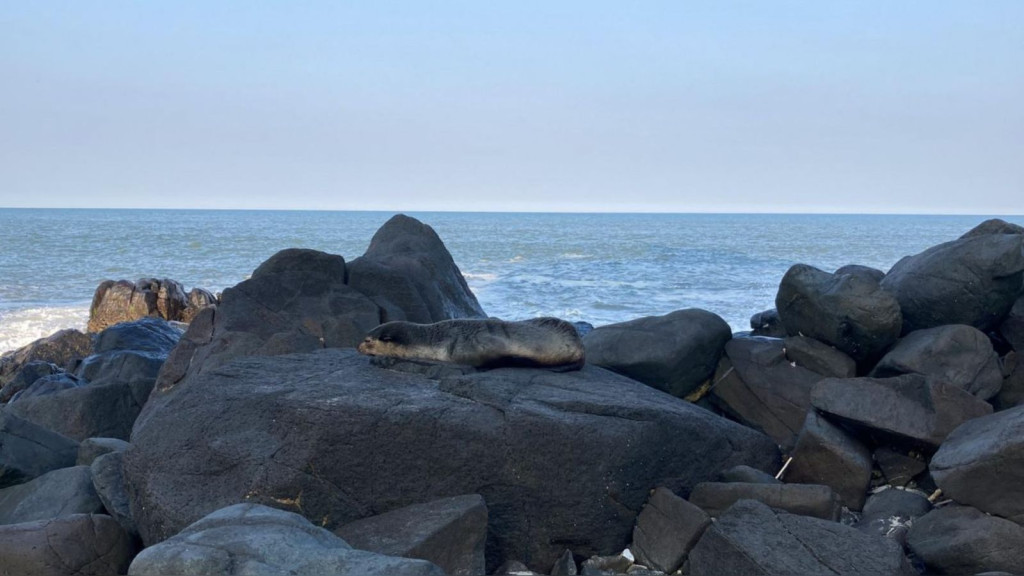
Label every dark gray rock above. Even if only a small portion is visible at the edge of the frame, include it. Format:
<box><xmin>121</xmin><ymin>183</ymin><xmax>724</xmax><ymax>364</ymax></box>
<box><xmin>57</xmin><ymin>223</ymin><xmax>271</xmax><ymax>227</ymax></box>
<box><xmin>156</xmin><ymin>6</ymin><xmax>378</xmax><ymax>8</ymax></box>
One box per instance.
<box><xmin>776</xmin><ymin>263</ymin><xmax>903</xmax><ymax>366</ymax></box>
<box><xmin>994</xmin><ymin>358</ymin><xmax>1024</xmax><ymax>410</ymax></box>
<box><xmin>1001</xmin><ymin>294</ymin><xmax>1024</xmax><ymax>354</ymax></box>
<box><xmin>784</xmin><ymin>410</ymin><xmax>873</xmax><ymax>510</ymax></box>
<box><xmin>8</xmin><ymin>371</ymin><xmax>83</xmax><ymax>402</ymax></box>
<box><xmin>127</xmin><ymin>503</ymin><xmax>444</xmax><ymax>576</ymax></box>
<box><xmin>709</xmin><ymin>336</ymin><xmax>826</xmax><ymax>450</ymax></box>
<box><xmin>718</xmin><ymin>464</ymin><xmax>781</xmax><ymax>485</ymax></box>
<box><xmin>811</xmin><ymin>374</ymin><xmax>993</xmax><ymax>452</ymax></box>
<box><xmin>0</xmin><ymin>361</ymin><xmax>62</xmax><ymax>403</ymax></box>
<box><xmin>631</xmin><ymin>487</ymin><xmax>710</xmax><ymax>574</ymax></box>
<box><xmin>960</xmin><ymin>218</ymin><xmax>1024</xmax><ymax>239</ymax></box>
<box><xmin>583</xmin><ymin>309</ymin><xmax>732</xmax><ymax>398</ymax></box>
<box><xmin>493</xmin><ymin>560</ymin><xmax>538</xmax><ymax>574</ymax></box>
<box><xmin>835</xmin><ymin>264</ymin><xmax>886</xmax><ymax>283</ymax></box>
<box><xmin>688</xmin><ymin>482</ymin><xmax>841</xmax><ymax>521</ymax></box>
<box><xmin>124</xmin><ymin>348</ymin><xmax>779</xmax><ymax>572</ymax></box>
<box><xmin>871</xmin><ymin>324</ymin><xmax>1004</xmax><ymax>400</ymax></box>
<box><xmin>855</xmin><ymin>488</ymin><xmax>931</xmax><ymax>545</ymax></box>
<box><xmin>0</xmin><ymin>328</ymin><xmax>92</xmax><ymax>387</ymax></box>
<box><xmin>881</xmin><ymin>231</ymin><xmax>1024</xmax><ymax>334</ymax></box>
<box><xmin>91</xmin><ymin>451</ymin><xmax>137</xmax><ymax>538</ymax></box>
<box><xmin>551</xmin><ymin>548</ymin><xmax>578</xmax><ymax>575</ymax></box>
<box><xmin>0</xmin><ymin>513</ymin><xmax>136</xmax><ymax>576</ymax></box>
<box><xmin>907</xmin><ymin>505</ymin><xmax>1024</xmax><ymax>575</ymax></box>
<box><xmin>76</xmin><ymin>437</ymin><xmax>130</xmax><ymax>466</ymax></box>
<box><xmin>0</xmin><ymin>412</ymin><xmax>79</xmax><ymax>488</ymax></box>
<box><xmin>873</xmin><ymin>447</ymin><xmax>927</xmax><ymax>487</ymax></box>
<box><xmin>8</xmin><ymin>348</ymin><xmax>166</xmax><ymax>441</ymax></box>
<box><xmin>580</xmin><ymin>554</ymin><xmax>632</xmax><ymax>575</ymax></box>
<box><xmin>347</xmin><ymin>214</ymin><xmax>486</xmax><ymax>324</ymax></box>
<box><xmin>784</xmin><ymin>336</ymin><xmax>857</xmax><ymax>378</ymax></box>
<box><xmin>93</xmin><ymin>316</ymin><xmax>184</xmax><ymax>355</ymax></box>
<box><xmin>572</xmin><ymin>322</ymin><xmax>595</xmax><ymax>339</ymax></box>
<box><xmin>930</xmin><ymin>405</ymin><xmax>1024</xmax><ymax>524</ymax></box>
<box><xmin>0</xmin><ymin>465</ymin><xmax>104</xmax><ymax>524</ymax></box>
<box><xmin>688</xmin><ymin>499</ymin><xmax>914</xmax><ymax>576</ymax></box>
<box><xmin>154</xmin><ymin>248</ymin><xmax>383</xmax><ymax>392</ymax></box>
<box><xmin>335</xmin><ymin>494</ymin><xmax>487</xmax><ymax>576</ymax></box>
<box><xmin>750</xmin><ymin>308</ymin><xmax>786</xmax><ymax>338</ymax></box>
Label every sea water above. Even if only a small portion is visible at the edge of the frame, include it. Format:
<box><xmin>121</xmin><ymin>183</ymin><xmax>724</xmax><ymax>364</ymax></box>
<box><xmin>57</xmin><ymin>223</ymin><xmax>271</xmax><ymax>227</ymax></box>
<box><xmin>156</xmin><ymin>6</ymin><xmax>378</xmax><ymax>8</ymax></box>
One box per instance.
<box><xmin>1</xmin><ymin>209</ymin><xmax>1021</xmax><ymax>353</ymax></box>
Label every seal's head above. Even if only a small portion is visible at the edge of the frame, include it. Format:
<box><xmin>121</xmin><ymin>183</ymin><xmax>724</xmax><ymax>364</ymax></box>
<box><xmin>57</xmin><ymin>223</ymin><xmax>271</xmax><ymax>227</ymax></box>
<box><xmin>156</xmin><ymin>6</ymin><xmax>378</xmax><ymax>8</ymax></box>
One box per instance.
<box><xmin>357</xmin><ymin>322</ymin><xmax>410</xmax><ymax>357</ymax></box>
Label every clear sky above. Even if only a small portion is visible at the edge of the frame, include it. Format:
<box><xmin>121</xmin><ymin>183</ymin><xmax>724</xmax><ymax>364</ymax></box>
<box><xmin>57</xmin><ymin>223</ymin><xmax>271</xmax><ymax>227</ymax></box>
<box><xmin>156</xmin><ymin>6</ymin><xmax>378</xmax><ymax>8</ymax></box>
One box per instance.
<box><xmin>1</xmin><ymin>2</ymin><xmax>1021</xmax><ymax>213</ymax></box>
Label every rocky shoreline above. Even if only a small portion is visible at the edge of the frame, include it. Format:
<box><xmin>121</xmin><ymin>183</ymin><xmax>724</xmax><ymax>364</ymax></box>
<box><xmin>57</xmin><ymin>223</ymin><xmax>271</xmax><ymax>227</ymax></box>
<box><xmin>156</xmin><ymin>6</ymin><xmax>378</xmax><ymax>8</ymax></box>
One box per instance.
<box><xmin>1</xmin><ymin>214</ymin><xmax>1023</xmax><ymax>575</ymax></box>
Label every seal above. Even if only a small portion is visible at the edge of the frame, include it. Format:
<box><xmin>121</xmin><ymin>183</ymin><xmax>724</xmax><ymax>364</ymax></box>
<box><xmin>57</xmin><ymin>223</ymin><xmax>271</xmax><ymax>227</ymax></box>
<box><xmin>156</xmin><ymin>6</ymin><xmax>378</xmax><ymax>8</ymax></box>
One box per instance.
<box><xmin>357</xmin><ymin>317</ymin><xmax>586</xmax><ymax>370</ymax></box>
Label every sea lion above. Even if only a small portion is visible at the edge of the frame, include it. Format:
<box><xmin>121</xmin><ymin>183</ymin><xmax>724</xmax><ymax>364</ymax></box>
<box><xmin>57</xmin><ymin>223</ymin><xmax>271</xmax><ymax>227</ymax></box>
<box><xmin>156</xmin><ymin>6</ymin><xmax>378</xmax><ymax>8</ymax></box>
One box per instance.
<box><xmin>357</xmin><ymin>317</ymin><xmax>586</xmax><ymax>370</ymax></box>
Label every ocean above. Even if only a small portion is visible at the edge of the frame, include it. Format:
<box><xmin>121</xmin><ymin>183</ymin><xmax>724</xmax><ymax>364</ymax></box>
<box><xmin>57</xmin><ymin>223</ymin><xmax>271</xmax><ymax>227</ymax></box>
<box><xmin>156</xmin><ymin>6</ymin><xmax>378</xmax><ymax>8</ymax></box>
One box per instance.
<box><xmin>1</xmin><ymin>209</ymin><xmax>1021</xmax><ymax>354</ymax></box>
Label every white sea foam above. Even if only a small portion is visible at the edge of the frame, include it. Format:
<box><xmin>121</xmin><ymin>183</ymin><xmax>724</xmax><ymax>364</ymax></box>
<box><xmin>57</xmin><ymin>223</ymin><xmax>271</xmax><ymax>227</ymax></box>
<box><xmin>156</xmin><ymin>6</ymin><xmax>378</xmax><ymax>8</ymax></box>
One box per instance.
<box><xmin>462</xmin><ymin>272</ymin><xmax>498</xmax><ymax>282</ymax></box>
<box><xmin>0</xmin><ymin>305</ymin><xmax>89</xmax><ymax>354</ymax></box>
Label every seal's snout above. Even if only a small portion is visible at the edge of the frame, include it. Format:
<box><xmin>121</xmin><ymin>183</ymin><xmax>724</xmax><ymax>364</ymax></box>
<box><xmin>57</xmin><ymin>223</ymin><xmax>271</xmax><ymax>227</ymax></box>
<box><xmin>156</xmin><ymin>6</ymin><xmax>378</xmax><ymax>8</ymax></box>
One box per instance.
<box><xmin>357</xmin><ymin>337</ymin><xmax>375</xmax><ymax>355</ymax></box>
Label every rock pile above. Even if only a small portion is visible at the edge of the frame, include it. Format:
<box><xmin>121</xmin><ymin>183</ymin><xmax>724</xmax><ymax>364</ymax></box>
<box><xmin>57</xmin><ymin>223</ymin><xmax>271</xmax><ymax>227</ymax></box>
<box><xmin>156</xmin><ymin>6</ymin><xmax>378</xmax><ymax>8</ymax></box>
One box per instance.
<box><xmin>1</xmin><ymin>215</ymin><xmax>1023</xmax><ymax>575</ymax></box>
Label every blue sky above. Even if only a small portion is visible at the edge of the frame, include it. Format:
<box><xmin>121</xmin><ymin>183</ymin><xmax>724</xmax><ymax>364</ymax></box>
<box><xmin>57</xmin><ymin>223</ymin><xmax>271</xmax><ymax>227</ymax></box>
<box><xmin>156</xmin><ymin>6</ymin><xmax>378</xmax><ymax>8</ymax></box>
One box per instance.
<box><xmin>1</xmin><ymin>2</ymin><xmax>1021</xmax><ymax>213</ymax></box>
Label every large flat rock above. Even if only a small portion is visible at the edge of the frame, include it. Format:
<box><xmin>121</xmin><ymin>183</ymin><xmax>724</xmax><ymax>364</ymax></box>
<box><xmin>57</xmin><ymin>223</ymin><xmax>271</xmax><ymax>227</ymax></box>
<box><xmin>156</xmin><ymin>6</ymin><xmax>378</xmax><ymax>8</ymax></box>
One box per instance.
<box><xmin>125</xmin><ymin>348</ymin><xmax>779</xmax><ymax>572</ymax></box>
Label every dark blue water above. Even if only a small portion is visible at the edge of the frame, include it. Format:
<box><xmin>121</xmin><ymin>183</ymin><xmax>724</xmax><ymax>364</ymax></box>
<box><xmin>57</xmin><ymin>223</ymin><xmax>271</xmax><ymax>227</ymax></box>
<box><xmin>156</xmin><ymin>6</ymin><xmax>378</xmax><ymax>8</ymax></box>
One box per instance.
<box><xmin>2</xmin><ymin>209</ymin><xmax>1020</xmax><ymax>352</ymax></box>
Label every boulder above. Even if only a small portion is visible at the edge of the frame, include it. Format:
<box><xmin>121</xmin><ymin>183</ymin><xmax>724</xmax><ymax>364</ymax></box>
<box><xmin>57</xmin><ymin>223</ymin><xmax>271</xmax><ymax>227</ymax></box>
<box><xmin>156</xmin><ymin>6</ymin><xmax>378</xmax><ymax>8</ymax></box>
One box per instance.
<box><xmin>907</xmin><ymin>505</ymin><xmax>1024</xmax><ymax>575</ymax></box>
<box><xmin>688</xmin><ymin>482</ymin><xmax>841</xmax><ymax>521</ymax></box>
<box><xmin>873</xmin><ymin>447</ymin><xmax>927</xmax><ymax>487</ymax></box>
<box><xmin>631</xmin><ymin>487</ymin><xmax>710</xmax><ymax>574</ymax></box>
<box><xmin>127</xmin><ymin>503</ymin><xmax>444</xmax><ymax>576</ymax></box>
<box><xmin>92</xmin><ymin>317</ymin><xmax>184</xmax><ymax>355</ymax></box>
<box><xmin>749</xmin><ymin>308</ymin><xmax>786</xmax><ymax>338</ymax></box>
<box><xmin>181</xmin><ymin>287</ymin><xmax>218</xmax><ymax>323</ymax></box>
<box><xmin>8</xmin><ymin>371</ymin><xmax>84</xmax><ymax>402</ymax></box>
<box><xmin>930</xmin><ymin>405</ymin><xmax>1024</xmax><ymax>523</ymax></box>
<box><xmin>92</xmin><ymin>451</ymin><xmax>138</xmax><ymax>537</ymax></box>
<box><xmin>0</xmin><ymin>466</ymin><xmax>104</xmax><ymax>524</ymax></box>
<box><xmin>1000</xmin><ymin>294</ymin><xmax>1024</xmax><ymax>353</ymax></box>
<box><xmin>346</xmin><ymin>214</ymin><xmax>486</xmax><ymax>324</ymax></box>
<box><xmin>811</xmin><ymin>374</ymin><xmax>993</xmax><ymax>452</ymax></box>
<box><xmin>0</xmin><ymin>361</ymin><xmax>62</xmax><ymax>403</ymax></box>
<box><xmin>583</xmin><ymin>309</ymin><xmax>732</xmax><ymax>398</ymax></box>
<box><xmin>834</xmin><ymin>264</ymin><xmax>886</xmax><ymax>283</ymax></box>
<box><xmin>784</xmin><ymin>335</ymin><xmax>857</xmax><ymax>378</ymax></box>
<box><xmin>870</xmin><ymin>324</ymin><xmax>1003</xmax><ymax>400</ymax></box>
<box><xmin>994</xmin><ymin>359</ymin><xmax>1024</xmax><ymax>410</ymax></box>
<box><xmin>688</xmin><ymin>499</ymin><xmax>914</xmax><ymax>576</ymax></box>
<box><xmin>855</xmin><ymin>488</ymin><xmax>931</xmax><ymax>545</ymax></box>
<box><xmin>334</xmin><ymin>494</ymin><xmax>487</xmax><ymax>576</ymax></box>
<box><xmin>960</xmin><ymin>218</ymin><xmax>1024</xmax><ymax>239</ymax></box>
<box><xmin>775</xmin><ymin>263</ymin><xmax>903</xmax><ymax>367</ymax></box>
<box><xmin>77</xmin><ymin>437</ymin><xmax>130</xmax><ymax>466</ymax></box>
<box><xmin>0</xmin><ymin>328</ymin><xmax>92</xmax><ymax>387</ymax></box>
<box><xmin>0</xmin><ymin>412</ymin><xmax>79</xmax><ymax>488</ymax></box>
<box><xmin>580</xmin><ymin>553</ymin><xmax>632</xmax><ymax>574</ymax></box>
<box><xmin>880</xmin><ymin>231</ymin><xmax>1024</xmax><ymax>334</ymax></box>
<box><xmin>709</xmin><ymin>336</ymin><xmax>826</xmax><ymax>449</ymax></box>
<box><xmin>717</xmin><ymin>464</ymin><xmax>781</xmax><ymax>485</ymax></box>
<box><xmin>8</xmin><ymin>350</ymin><xmax>166</xmax><ymax>441</ymax></box>
<box><xmin>88</xmin><ymin>278</ymin><xmax>215</xmax><ymax>332</ymax></box>
<box><xmin>87</xmin><ymin>277</ymin><xmax>196</xmax><ymax>332</ymax></box>
<box><xmin>550</xmin><ymin>549</ymin><xmax>578</xmax><ymax>575</ymax></box>
<box><xmin>0</xmin><ymin>514</ymin><xmax>135</xmax><ymax>576</ymax></box>
<box><xmin>153</xmin><ymin>248</ymin><xmax>382</xmax><ymax>392</ymax></box>
<box><xmin>124</xmin><ymin>348</ymin><xmax>779</xmax><ymax>572</ymax></box>
<box><xmin>784</xmin><ymin>410</ymin><xmax>873</xmax><ymax>510</ymax></box>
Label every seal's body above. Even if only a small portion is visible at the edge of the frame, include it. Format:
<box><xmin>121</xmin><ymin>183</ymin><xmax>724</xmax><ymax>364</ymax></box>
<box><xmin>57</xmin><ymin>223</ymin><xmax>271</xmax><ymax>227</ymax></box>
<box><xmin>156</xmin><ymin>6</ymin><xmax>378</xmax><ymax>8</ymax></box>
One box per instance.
<box><xmin>357</xmin><ymin>317</ymin><xmax>586</xmax><ymax>370</ymax></box>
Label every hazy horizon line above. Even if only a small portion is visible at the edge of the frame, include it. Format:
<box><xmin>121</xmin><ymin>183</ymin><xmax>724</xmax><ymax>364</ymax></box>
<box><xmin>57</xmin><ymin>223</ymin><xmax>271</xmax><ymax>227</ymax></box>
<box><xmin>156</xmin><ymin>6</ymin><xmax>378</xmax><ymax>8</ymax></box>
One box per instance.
<box><xmin>1</xmin><ymin>206</ymin><xmax>1022</xmax><ymax>218</ymax></box>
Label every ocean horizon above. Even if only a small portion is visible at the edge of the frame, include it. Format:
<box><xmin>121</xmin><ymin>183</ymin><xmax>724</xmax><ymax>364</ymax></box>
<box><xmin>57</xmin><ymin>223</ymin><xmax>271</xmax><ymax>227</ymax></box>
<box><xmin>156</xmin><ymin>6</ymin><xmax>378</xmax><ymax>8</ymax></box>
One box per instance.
<box><xmin>2</xmin><ymin>208</ymin><xmax>1022</xmax><ymax>353</ymax></box>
